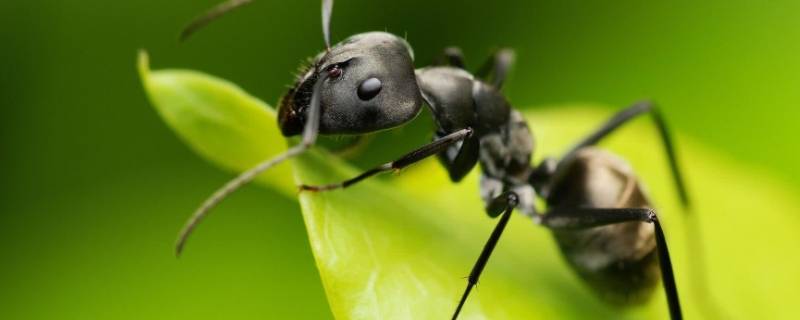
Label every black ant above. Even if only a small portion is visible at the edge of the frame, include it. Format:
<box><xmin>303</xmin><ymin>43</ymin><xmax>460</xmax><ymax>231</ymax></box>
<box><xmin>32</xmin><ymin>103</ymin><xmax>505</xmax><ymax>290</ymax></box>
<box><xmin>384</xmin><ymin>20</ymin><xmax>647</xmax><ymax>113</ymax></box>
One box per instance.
<box><xmin>174</xmin><ymin>1</ymin><xmax>688</xmax><ymax>319</ymax></box>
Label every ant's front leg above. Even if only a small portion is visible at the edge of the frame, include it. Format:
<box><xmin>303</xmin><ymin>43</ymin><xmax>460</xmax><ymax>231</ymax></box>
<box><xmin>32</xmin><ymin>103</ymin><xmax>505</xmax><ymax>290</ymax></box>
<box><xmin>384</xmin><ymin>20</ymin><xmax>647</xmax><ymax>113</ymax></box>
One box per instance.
<box><xmin>299</xmin><ymin>127</ymin><xmax>473</xmax><ymax>192</ymax></box>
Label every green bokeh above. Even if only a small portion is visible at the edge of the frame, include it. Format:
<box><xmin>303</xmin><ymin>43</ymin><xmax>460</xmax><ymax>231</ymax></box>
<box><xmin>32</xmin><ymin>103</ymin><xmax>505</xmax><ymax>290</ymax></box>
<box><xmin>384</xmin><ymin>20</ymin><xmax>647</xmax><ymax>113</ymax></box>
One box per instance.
<box><xmin>1</xmin><ymin>0</ymin><xmax>798</xmax><ymax>319</ymax></box>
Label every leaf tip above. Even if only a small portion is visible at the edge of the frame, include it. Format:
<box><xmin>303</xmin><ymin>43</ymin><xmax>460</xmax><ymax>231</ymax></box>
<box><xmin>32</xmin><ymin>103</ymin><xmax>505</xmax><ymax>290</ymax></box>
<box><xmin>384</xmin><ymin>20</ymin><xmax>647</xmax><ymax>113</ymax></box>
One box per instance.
<box><xmin>137</xmin><ymin>49</ymin><xmax>150</xmax><ymax>82</ymax></box>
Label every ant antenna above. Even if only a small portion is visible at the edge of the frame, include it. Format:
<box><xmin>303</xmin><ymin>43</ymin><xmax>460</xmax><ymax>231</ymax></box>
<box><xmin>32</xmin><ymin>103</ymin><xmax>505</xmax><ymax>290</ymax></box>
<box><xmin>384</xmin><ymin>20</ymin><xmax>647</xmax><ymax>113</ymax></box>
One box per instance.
<box><xmin>175</xmin><ymin>0</ymin><xmax>336</xmax><ymax>256</ymax></box>
<box><xmin>179</xmin><ymin>0</ymin><xmax>253</xmax><ymax>41</ymax></box>
<box><xmin>175</xmin><ymin>74</ymin><xmax>328</xmax><ymax>257</ymax></box>
<box><xmin>322</xmin><ymin>0</ymin><xmax>333</xmax><ymax>50</ymax></box>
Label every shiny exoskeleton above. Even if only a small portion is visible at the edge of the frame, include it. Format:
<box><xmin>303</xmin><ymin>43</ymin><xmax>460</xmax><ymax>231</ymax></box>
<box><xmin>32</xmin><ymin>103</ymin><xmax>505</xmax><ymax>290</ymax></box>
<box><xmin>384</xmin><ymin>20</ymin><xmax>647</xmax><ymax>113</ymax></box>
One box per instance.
<box><xmin>174</xmin><ymin>1</ymin><xmax>688</xmax><ymax>319</ymax></box>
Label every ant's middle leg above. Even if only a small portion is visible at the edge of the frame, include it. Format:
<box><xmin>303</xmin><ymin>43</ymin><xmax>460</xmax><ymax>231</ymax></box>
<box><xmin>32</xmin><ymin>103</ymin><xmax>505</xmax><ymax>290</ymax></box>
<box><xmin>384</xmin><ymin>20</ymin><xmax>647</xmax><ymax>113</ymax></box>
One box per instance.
<box><xmin>299</xmin><ymin>127</ymin><xmax>473</xmax><ymax>192</ymax></box>
<box><xmin>475</xmin><ymin>48</ymin><xmax>515</xmax><ymax>89</ymax></box>
<box><xmin>452</xmin><ymin>191</ymin><xmax>518</xmax><ymax>320</ymax></box>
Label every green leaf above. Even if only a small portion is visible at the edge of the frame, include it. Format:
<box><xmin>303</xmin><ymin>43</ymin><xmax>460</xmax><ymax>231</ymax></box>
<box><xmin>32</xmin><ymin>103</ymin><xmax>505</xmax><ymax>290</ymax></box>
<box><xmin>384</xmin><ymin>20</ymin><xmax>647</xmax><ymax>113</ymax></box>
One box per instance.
<box><xmin>137</xmin><ymin>50</ymin><xmax>294</xmax><ymax>195</ymax></box>
<box><xmin>139</xmin><ymin>53</ymin><xmax>800</xmax><ymax>319</ymax></box>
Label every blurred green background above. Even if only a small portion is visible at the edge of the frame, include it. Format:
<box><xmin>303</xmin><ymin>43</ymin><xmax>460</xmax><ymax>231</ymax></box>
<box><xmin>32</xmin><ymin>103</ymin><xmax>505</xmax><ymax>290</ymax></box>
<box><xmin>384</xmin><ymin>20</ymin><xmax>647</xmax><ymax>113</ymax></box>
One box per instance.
<box><xmin>2</xmin><ymin>0</ymin><xmax>798</xmax><ymax>319</ymax></box>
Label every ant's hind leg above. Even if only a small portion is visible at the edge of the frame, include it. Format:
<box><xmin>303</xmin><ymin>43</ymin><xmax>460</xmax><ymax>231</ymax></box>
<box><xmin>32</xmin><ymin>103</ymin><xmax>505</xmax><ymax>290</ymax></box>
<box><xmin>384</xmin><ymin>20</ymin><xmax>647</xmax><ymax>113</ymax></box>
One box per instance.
<box><xmin>299</xmin><ymin>127</ymin><xmax>473</xmax><ymax>192</ymax></box>
<box><xmin>554</xmin><ymin>101</ymin><xmax>690</xmax><ymax>207</ymax></box>
<box><xmin>557</xmin><ymin>103</ymin><xmax>726</xmax><ymax>318</ymax></box>
<box><xmin>541</xmin><ymin>207</ymin><xmax>682</xmax><ymax>320</ymax></box>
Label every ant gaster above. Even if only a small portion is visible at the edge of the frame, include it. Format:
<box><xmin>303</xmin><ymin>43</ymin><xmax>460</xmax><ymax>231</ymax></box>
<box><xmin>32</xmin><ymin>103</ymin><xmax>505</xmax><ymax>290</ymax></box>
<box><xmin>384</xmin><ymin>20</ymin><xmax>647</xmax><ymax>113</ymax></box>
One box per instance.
<box><xmin>174</xmin><ymin>1</ymin><xmax>688</xmax><ymax>319</ymax></box>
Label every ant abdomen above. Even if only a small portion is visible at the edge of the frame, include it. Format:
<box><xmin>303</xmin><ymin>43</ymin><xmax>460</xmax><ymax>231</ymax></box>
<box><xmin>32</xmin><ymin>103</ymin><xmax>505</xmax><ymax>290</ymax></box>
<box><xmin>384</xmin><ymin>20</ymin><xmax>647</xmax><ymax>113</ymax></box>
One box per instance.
<box><xmin>548</xmin><ymin>147</ymin><xmax>660</xmax><ymax>304</ymax></box>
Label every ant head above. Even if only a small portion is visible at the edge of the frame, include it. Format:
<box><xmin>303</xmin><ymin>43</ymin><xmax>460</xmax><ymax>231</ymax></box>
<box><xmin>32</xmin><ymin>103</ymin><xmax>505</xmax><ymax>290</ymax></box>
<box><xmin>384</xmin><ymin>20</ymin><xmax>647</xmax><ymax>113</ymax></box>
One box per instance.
<box><xmin>179</xmin><ymin>0</ymin><xmax>421</xmax><ymax>137</ymax></box>
<box><xmin>278</xmin><ymin>32</ymin><xmax>422</xmax><ymax>136</ymax></box>
<box><xmin>174</xmin><ymin>0</ymin><xmax>423</xmax><ymax>258</ymax></box>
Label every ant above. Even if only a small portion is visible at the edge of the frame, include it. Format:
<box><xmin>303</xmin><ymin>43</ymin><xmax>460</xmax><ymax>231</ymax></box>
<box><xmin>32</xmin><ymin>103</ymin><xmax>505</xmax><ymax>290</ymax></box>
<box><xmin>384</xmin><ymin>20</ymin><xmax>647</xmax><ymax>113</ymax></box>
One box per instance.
<box><xmin>173</xmin><ymin>1</ymin><xmax>688</xmax><ymax>319</ymax></box>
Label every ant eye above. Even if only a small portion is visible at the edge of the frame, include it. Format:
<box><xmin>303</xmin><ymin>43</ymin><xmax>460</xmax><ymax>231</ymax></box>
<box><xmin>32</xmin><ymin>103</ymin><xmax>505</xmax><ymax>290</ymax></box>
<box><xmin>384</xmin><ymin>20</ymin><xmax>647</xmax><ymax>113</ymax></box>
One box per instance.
<box><xmin>327</xmin><ymin>65</ymin><xmax>342</xmax><ymax>79</ymax></box>
<box><xmin>357</xmin><ymin>77</ymin><xmax>382</xmax><ymax>101</ymax></box>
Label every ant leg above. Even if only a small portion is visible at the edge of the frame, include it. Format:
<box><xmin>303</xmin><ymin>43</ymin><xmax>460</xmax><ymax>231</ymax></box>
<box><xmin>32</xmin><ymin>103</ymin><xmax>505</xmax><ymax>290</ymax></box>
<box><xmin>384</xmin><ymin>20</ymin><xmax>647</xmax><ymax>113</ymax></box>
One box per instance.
<box><xmin>475</xmin><ymin>48</ymin><xmax>515</xmax><ymax>89</ymax></box>
<box><xmin>552</xmin><ymin>101</ymin><xmax>690</xmax><ymax>207</ymax></box>
<box><xmin>452</xmin><ymin>191</ymin><xmax>518</xmax><ymax>320</ymax></box>
<box><xmin>434</xmin><ymin>46</ymin><xmax>467</xmax><ymax>69</ymax></box>
<box><xmin>299</xmin><ymin>127</ymin><xmax>473</xmax><ymax>192</ymax></box>
<box><xmin>437</xmin><ymin>132</ymin><xmax>480</xmax><ymax>182</ymax></box>
<box><xmin>541</xmin><ymin>207</ymin><xmax>682</xmax><ymax>320</ymax></box>
<box><xmin>174</xmin><ymin>74</ymin><xmax>329</xmax><ymax>256</ymax></box>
